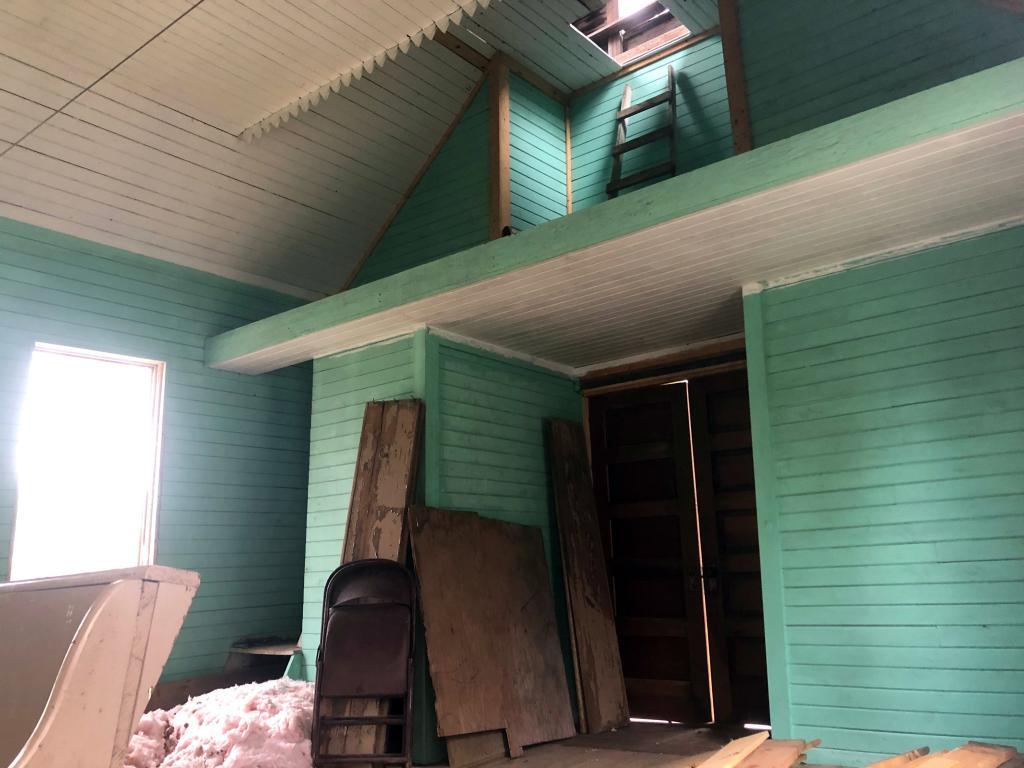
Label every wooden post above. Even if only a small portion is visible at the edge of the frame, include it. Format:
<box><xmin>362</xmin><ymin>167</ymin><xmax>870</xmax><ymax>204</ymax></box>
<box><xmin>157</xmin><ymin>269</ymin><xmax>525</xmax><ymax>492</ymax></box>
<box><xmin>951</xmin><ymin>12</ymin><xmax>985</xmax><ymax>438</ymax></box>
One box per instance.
<box><xmin>488</xmin><ymin>55</ymin><xmax>511</xmax><ymax>239</ymax></box>
<box><xmin>564</xmin><ymin>104</ymin><xmax>573</xmax><ymax>214</ymax></box>
<box><xmin>719</xmin><ymin>0</ymin><xmax>753</xmax><ymax>153</ymax></box>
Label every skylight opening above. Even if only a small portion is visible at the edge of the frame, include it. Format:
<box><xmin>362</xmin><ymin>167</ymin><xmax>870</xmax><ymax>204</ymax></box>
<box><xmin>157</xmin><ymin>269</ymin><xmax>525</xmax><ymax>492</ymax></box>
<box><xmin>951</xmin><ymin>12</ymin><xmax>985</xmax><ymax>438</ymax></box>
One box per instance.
<box><xmin>10</xmin><ymin>343</ymin><xmax>166</xmax><ymax>581</ymax></box>
<box><xmin>573</xmin><ymin>1</ymin><xmax>691</xmax><ymax>66</ymax></box>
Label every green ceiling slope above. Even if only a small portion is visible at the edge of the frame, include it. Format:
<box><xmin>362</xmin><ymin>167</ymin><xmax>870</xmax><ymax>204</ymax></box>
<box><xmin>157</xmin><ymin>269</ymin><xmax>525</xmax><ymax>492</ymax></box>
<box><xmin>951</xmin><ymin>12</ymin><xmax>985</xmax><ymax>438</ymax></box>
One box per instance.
<box><xmin>206</xmin><ymin>57</ymin><xmax>1024</xmax><ymax>373</ymax></box>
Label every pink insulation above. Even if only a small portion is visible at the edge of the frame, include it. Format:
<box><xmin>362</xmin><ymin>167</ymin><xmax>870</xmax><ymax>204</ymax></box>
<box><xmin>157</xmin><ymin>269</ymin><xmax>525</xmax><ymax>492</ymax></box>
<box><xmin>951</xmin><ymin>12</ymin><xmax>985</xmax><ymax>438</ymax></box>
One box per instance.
<box><xmin>124</xmin><ymin>678</ymin><xmax>314</xmax><ymax>768</ymax></box>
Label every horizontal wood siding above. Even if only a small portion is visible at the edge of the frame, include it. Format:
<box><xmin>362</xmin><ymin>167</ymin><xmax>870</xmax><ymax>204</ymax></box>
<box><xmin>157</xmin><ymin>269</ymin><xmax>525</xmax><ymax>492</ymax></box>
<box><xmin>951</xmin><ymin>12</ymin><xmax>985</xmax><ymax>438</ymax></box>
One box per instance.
<box><xmin>299</xmin><ymin>336</ymin><xmax>417</xmax><ymax>679</ymax></box>
<box><xmin>569</xmin><ymin>36</ymin><xmax>733</xmax><ymax>211</ymax></box>
<box><xmin>0</xmin><ymin>216</ymin><xmax>311</xmax><ymax>681</ymax></box>
<box><xmin>738</xmin><ymin>0</ymin><xmax>1024</xmax><ymax>147</ymax></box>
<box><xmin>509</xmin><ymin>74</ymin><xmax>567</xmax><ymax>231</ymax></box>
<box><xmin>349</xmin><ymin>86</ymin><xmax>491</xmax><ymax>287</ymax></box>
<box><xmin>745</xmin><ymin>226</ymin><xmax>1024</xmax><ymax>765</ymax></box>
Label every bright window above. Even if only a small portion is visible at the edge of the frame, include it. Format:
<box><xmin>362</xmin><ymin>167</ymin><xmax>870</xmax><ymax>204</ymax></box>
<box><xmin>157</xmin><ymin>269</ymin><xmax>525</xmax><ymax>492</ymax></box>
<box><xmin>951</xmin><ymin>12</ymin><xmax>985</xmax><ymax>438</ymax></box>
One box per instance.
<box><xmin>10</xmin><ymin>344</ymin><xmax>165</xmax><ymax>581</ymax></box>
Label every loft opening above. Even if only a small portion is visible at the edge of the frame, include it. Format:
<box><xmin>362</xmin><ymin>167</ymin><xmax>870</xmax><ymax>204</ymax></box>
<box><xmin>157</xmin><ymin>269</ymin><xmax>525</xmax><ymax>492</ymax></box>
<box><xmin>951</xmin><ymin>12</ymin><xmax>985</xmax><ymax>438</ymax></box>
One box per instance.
<box><xmin>573</xmin><ymin>1</ymin><xmax>691</xmax><ymax>65</ymax></box>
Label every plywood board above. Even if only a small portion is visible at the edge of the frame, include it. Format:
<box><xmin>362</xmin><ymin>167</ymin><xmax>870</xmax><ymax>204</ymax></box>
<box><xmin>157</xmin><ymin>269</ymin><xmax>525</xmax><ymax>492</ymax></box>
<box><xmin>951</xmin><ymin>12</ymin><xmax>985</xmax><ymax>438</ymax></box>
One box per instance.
<box><xmin>547</xmin><ymin>419</ymin><xmax>628</xmax><ymax>733</ymax></box>
<box><xmin>410</xmin><ymin>507</ymin><xmax>576</xmax><ymax>754</ymax></box>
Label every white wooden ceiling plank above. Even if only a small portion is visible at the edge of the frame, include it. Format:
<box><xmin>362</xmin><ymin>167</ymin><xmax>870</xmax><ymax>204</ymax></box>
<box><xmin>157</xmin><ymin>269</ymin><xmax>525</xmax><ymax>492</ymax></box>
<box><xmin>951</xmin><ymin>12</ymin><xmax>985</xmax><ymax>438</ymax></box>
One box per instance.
<box><xmin>0</xmin><ymin>149</ymin><xmax>340</xmax><ymax>277</ymax></box>
<box><xmin>0</xmin><ymin>54</ymin><xmax>80</xmax><ymax>110</ymax></box>
<box><xmin>0</xmin><ymin>199</ymin><xmax>322</xmax><ymax>299</ymax></box>
<box><xmin>23</xmin><ymin>116</ymin><xmax>361</xmax><ymax>245</ymax></box>
<box><xmin>501</xmin><ymin>0</ymin><xmax>616</xmax><ymax>82</ymax></box>
<box><xmin>356</xmin><ymin>59</ymin><xmax>464</xmax><ymax>126</ymax></box>
<box><xmin>0</xmin><ymin>90</ymin><xmax>54</xmax><ymax>143</ymax></box>
<box><xmin>314</xmin><ymin>79</ymin><xmax>443</xmax><ymax>154</ymax></box>
<box><xmin>460</xmin><ymin>15</ymin><xmax>573</xmax><ymax>91</ymax></box>
<box><xmin>71</xmin><ymin>0</ymin><xmax>176</xmax><ymax>42</ymax></box>
<box><xmin>419</xmin><ymin>35</ymin><xmax>485</xmax><ymax>81</ymax></box>
<box><xmin>91</xmin><ymin>78</ymin><xmax>423</xmax><ymax>188</ymax></box>
<box><xmin>0</xmin><ymin>3</ymin><xmax>160</xmax><ymax>80</ymax></box>
<box><xmin>114</xmin><ymin>47</ymin><xmax>305</xmax><ymax>135</ymax></box>
<box><xmin>393</xmin><ymin>42</ymin><xmax>478</xmax><ymax>101</ymax></box>
<box><xmin>268</xmin><ymin>0</ymin><xmax>401</xmax><ymax>61</ymax></box>
<box><xmin>105</xmin><ymin>55</ymin><xmax>287</xmax><ymax>134</ymax></box>
<box><xmin>3</xmin><ymin>145</ymin><xmax>351</xmax><ymax>265</ymax></box>
<box><xmin>0</xmin><ymin>24</ymin><xmax>96</xmax><ymax>86</ymax></box>
<box><xmin>66</xmin><ymin>92</ymin><xmax>401</xmax><ymax>219</ymax></box>
<box><xmin>268</xmin><ymin>115</ymin><xmax>420</xmax><ymax>191</ymax></box>
<box><xmin>0</xmin><ymin>169</ymin><xmax>331</xmax><ymax>288</ymax></box>
<box><xmin>105</xmin><ymin>0</ymin><xmax>195</xmax><ymax>24</ymax></box>
<box><xmin>446</xmin><ymin>23</ymin><xmax>497</xmax><ymax>58</ymax></box>
<box><xmin>190</xmin><ymin>0</ymin><xmax>352</xmax><ymax>85</ymax></box>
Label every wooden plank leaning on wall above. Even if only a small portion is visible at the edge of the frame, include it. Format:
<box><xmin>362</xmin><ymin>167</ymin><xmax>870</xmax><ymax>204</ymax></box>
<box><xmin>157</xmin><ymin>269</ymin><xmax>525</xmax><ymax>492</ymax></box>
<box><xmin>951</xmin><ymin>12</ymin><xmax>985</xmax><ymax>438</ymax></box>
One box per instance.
<box><xmin>547</xmin><ymin>419</ymin><xmax>629</xmax><ymax>734</ymax></box>
<box><xmin>321</xmin><ymin>399</ymin><xmax>424</xmax><ymax>765</ymax></box>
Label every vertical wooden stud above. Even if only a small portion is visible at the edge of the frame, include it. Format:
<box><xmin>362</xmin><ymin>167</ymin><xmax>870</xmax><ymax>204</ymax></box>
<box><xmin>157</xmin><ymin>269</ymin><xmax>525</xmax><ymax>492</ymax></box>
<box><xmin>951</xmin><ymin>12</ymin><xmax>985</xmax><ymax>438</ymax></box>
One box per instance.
<box><xmin>719</xmin><ymin>0</ymin><xmax>753</xmax><ymax>153</ymax></box>
<box><xmin>564</xmin><ymin>104</ymin><xmax>573</xmax><ymax>215</ymax></box>
<box><xmin>488</xmin><ymin>55</ymin><xmax>511</xmax><ymax>239</ymax></box>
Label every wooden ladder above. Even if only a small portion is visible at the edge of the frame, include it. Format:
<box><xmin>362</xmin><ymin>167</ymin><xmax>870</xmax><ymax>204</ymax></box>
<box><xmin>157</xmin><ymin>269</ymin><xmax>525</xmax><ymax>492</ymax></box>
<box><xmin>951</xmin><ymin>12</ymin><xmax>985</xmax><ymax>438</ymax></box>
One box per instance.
<box><xmin>606</xmin><ymin>65</ymin><xmax>677</xmax><ymax>198</ymax></box>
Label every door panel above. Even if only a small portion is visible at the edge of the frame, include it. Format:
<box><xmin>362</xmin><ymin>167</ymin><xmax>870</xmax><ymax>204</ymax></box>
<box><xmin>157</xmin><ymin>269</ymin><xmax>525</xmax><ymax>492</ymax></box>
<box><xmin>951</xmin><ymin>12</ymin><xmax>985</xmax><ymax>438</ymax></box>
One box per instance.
<box><xmin>589</xmin><ymin>385</ymin><xmax>710</xmax><ymax>723</ymax></box>
<box><xmin>688</xmin><ymin>370</ymin><xmax>770</xmax><ymax>724</ymax></box>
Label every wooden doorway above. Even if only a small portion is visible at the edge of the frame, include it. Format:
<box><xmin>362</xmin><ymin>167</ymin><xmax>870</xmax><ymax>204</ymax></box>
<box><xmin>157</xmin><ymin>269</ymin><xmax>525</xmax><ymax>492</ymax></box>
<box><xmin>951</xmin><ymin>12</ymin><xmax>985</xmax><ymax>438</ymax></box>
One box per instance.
<box><xmin>586</xmin><ymin>365</ymin><xmax>769</xmax><ymax>726</ymax></box>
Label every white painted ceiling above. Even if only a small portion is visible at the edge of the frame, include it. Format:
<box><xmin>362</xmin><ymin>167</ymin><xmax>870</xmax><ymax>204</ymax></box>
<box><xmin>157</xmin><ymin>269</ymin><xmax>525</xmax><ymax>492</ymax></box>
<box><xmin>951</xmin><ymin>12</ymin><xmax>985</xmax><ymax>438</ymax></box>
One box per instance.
<box><xmin>0</xmin><ymin>0</ymin><xmax>663</xmax><ymax>299</ymax></box>
<box><xmin>208</xmin><ymin>111</ymin><xmax>1024</xmax><ymax>375</ymax></box>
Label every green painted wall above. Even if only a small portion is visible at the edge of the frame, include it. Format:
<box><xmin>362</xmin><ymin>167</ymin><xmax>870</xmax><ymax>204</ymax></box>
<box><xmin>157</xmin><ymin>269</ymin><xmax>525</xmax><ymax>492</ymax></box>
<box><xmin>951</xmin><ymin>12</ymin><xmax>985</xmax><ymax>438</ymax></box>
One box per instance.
<box><xmin>739</xmin><ymin>0</ymin><xmax>1024</xmax><ymax>147</ymax></box>
<box><xmin>509</xmin><ymin>74</ymin><xmax>567</xmax><ymax>231</ymax></box>
<box><xmin>0</xmin><ymin>216</ymin><xmax>311</xmax><ymax>681</ymax></box>
<box><xmin>299</xmin><ymin>334</ymin><xmax>419</xmax><ymax>676</ymax></box>
<box><xmin>570</xmin><ymin>36</ymin><xmax>733</xmax><ymax>210</ymax></box>
<box><xmin>349</xmin><ymin>86</ymin><xmax>491</xmax><ymax>288</ymax></box>
<box><xmin>744</xmin><ymin>226</ymin><xmax>1024</xmax><ymax>766</ymax></box>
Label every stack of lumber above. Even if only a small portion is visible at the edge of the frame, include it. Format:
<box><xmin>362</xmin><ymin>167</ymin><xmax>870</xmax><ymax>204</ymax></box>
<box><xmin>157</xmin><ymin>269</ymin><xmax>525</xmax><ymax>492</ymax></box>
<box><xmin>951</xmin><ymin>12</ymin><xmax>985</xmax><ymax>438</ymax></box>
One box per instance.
<box><xmin>866</xmin><ymin>743</ymin><xmax>1022</xmax><ymax>768</ymax></box>
<box><xmin>697</xmin><ymin>734</ymin><xmax>1022</xmax><ymax>768</ymax></box>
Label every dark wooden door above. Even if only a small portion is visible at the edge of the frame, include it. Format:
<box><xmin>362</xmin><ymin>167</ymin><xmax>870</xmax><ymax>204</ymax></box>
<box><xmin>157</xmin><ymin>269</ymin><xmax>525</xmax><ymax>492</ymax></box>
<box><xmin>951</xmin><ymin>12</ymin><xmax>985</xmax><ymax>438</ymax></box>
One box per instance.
<box><xmin>688</xmin><ymin>370</ymin><xmax>770</xmax><ymax>724</ymax></box>
<box><xmin>588</xmin><ymin>385</ymin><xmax>711</xmax><ymax>723</ymax></box>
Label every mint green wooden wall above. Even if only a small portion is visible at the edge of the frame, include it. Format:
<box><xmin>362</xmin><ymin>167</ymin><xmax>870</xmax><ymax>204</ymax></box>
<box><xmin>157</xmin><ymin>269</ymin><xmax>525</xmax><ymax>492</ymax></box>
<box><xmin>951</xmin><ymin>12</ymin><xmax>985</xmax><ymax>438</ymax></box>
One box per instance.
<box><xmin>509</xmin><ymin>74</ymin><xmax>567</xmax><ymax>231</ymax></box>
<box><xmin>570</xmin><ymin>36</ymin><xmax>733</xmax><ymax>211</ymax></box>
<box><xmin>299</xmin><ymin>335</ymin><xmax>419</xmax><ymax>676</ymax></box>
<box><xmin>0</xmin><ymin>216</ymin><xmax>312</xmax><ymax>681</ymax></box>
<box><xmin>744</xmin><ymin>226</ymin><xmax>1024</xmax><ymax>766</ymax></box>
<box><xmin>738</xmin><ymin>0</ymin><xmax>1024</xmax><ymax>147</ymax></box>
<box><xmin>349</xmin><ymin>87</ymin><xmax>491</xmax><ymax>288</ymax></box>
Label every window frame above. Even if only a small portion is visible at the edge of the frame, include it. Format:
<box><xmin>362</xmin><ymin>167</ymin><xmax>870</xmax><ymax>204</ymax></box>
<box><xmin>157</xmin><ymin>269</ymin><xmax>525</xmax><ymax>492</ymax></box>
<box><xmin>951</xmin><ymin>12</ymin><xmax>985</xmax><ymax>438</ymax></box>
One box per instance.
<box><xmin>9</xmin><ymin>342</ymin><xmax>167</xmax><ymax>579</ymax></box>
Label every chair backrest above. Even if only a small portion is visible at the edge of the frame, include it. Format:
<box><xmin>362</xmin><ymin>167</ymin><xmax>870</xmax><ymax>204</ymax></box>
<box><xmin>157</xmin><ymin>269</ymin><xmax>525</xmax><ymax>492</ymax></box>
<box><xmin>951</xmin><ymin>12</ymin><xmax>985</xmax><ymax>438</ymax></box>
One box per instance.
<box><xmin>317</xmin><ymin>560</ymin><xmax>415</xmax><ymax>699</ymax></box>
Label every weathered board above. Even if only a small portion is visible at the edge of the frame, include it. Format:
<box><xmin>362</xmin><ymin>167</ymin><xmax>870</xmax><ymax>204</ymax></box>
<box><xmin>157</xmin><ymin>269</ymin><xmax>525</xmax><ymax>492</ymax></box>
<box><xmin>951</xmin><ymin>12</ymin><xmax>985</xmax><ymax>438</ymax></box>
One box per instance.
<box><xmin>736</xmin><ymin>739</ymin><xmax>819</xmax><ymax>768</ymax></box>
<box><xmin>409</xmin><ymin>507</ymin><xmax>576</xmax><ymax>755</ymax></box>
<box><xmin>546</xmin><ymin>418</ymin><xmax>628</xmax><ymax>733</ymax></box>
<box><xmin>695</xmin><ymin>733</ymin><xmax>770</xmax><ymax>768</ymax></box>
<box><xmin>342</xmin><ymin>398</ymin><xmax>424</xmax><ymax>562</ymax></box>
<box><xmin>327</xmin><ymin>399</ymin><xmax>424</xmax><ymax>763</ymax></box>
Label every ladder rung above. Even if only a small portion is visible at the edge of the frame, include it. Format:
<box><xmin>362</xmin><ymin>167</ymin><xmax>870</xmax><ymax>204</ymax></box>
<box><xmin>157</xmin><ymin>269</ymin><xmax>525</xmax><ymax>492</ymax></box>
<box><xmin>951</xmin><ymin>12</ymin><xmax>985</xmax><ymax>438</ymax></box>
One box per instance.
<box><xmin>612</xmin><ymin>126</ymin><xmax>672</xmax><ymax>156</ymax></box>
<box><xmin>616</xmin><ymin>91</ymin><xmax>671</xmax><ymax>120</ymax></box>
<box><xmin>320</xmin><ymin>716</ymin><xmax>405</xmax><ymax>726</ymax></box>
<box><xmin>606</xmin><ymin>161</ymin><xmax>675</xmax><ymax>194</ymax></box>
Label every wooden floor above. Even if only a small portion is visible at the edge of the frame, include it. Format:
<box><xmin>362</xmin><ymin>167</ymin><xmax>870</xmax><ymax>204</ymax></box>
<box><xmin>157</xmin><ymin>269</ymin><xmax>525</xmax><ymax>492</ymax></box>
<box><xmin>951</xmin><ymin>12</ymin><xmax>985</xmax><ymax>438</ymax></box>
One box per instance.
<box><xmin>451</xmin><ymin>723</ymin><xmax>751</xmax><ymax>767</ymax></box>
